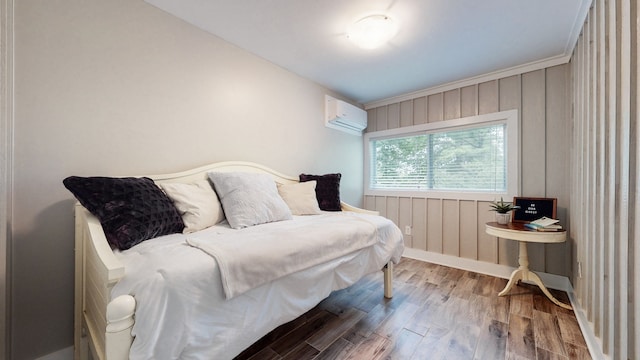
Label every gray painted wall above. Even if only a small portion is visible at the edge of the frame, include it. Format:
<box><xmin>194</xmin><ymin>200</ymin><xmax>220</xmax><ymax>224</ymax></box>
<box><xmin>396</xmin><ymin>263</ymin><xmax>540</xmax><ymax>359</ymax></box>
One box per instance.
<box><xmin>12</xmin><ymin>1</ymin><xmax>363</xmax><ymax>358</ymax></box>
<box><xmin>1</xmin><ymin>0</ymin><xmax>15</xmax><ymax>358</ymax></box>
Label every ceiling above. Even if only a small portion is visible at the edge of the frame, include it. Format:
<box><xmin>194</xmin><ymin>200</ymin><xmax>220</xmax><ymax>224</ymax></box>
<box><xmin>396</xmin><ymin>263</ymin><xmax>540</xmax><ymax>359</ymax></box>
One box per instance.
<box><xmin>145</xmin><ymin>0</ymin><xmax>591</xmax><ymax>105</ymax></box>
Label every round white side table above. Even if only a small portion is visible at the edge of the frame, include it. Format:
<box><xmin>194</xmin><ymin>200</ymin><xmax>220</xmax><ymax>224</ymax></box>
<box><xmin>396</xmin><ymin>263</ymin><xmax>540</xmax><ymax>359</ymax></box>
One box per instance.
<box><xmin>485</xmin><ymin>222</ymin><xmax>571</xmax><ymax>310</ymax></box>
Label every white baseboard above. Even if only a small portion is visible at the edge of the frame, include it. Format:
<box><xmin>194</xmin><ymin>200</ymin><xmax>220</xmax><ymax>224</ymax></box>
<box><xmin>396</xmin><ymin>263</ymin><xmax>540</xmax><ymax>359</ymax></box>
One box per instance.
<box><xmin>566</xmin><ymin>291</ymin><xmax>608</xmax><ymax>360</ymax></box>
<box><xmin>402</xmin><ymin>248</ymin><xmax>605</xmax><ymax>360</ymax></box>
<box><xmin>402</xmin><ymin>247</ymin><xmax>571</xmax><ymax>291</ymax></box>
<box><xmin>35</xmin><ymin>346</ymin><xmax>73</xmax><ymax>360</ymax></box>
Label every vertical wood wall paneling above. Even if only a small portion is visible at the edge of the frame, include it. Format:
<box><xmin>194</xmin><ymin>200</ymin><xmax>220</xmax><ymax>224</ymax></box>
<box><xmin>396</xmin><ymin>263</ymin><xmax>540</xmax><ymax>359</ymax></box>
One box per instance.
<box><xmin>398</xmin><ymin>197</ymin><xmax>412</xmax><ymax>248</ymax></box>
<box><xmin>459</xmin><ymin>86</ymin><xmax>479</xmax><ymax>261</ymax></box>
<box><xmin>459</xmin><ymin>200</ymin><xmax>478</xmax><ymax>260</ymax></box>
<box><xmin>605</xmin><ymin>0</ymin><xmax>617</xmax><ymax>355</ymax></box>
<box><xmin>583</xmin><ymin>7</ymin><xmax>604</xmax><ymax>342</ymax></box>
<box><xmin>386</xmin><ymin>197</ymin><xmax>399</xmax><ymax>233</ymax></box>
<box><xmin>412</xmin><ymin>199</ymin><xmax>427</xmax><ymax>251</ymax></box>
<box><xmin>582</xmin><ymin>8</ymin><xmax>594</xmax><ymax>326</ymax></box>
<box><xmin>364</xmin><ymin>195</ymin><xmax>375</xmax><ymax>212</ymax></box>
<box><xmin>615</xmin><ymin>0</ymin><xmax>631</xmax><ymax>357</ymax></box>
<box><xmin>477</xmin><ymin>200</ymin><xmax>498</xmax><ymax>263</ymax></box>
<box><xmin>595</xmin><ymin>0</ymin><xmax>606</xmax><ymax>340</ymax></box>
<box><xmin>427</xmin><ymin>93</ymin><xmax>443</xmax><ymax>122</ymax></box>
<box><xmin>477</xmin><ymin>80</ymin><xmax>502</xmax><ymax>265</ymax></box>
<box><xmin>570</xmin><ymin>0</ymin><xmax>639</xmax><ymax>357</ymax></box>
<box><xmin>521</xmin><ymin>70</ymin><xmax>547</xmax><ymax>196</ymax></box>
<box><xmin>376</xmin><ymin>106</ymin><xmax>388</xmax><ymax>132</ymax></box>
<box><xmin>521</xmin><ymin>70</ymin><xmax>547</xmax><ymax>272</ymax></box>
<box><xmin>400</xmin><ymin>100</ymin><xmax>413</xmax><ymax>128</ymax></box>
<box><xmin>498</xmin><ymin>75</ymin><xmax>521</xmax><ymax>268</ymax></box>
<box><xmin>580</xmin><ymin>6</ymin><xmax>598</xmax><ymax>332</ymax></box>
<box><xmin>574</xmin><ymin>21</ymin><xmax>584</xmax><ymax>305</ymax></box>
<box><xmin>499</xmin><ymin>75</ymin><xmax>522</xmax><ymax>110</ymax></box>
<box><xmin>633</xmin><ymin>0</ymin><xmax>640</xmax><ymax>356</ymax></box>
<box><xmin>460</xmin><ymin>85</ymin><xmax>478</xmax><ymax>117</ymax></box>
<box><xmin>478</xmin><ymin>80</ymin><xmax>499</xmax><ymax>114</ymax></box>
<box><xmin>582</xmin><ymin>7</ymin><xmax>591</xmax><ymax>312</ymax></box>
<box><xmin>387</xmin><ymin>103</ymin><xmax>400</xmax><ymax>130</ymax></box>
<box><xmin>478</xmin><ymin>80</ymin><xmax>500</xmax><ymax>264</ymax></box>
<box><xmin>375</xmin><ymin>196</ymin><xmax>387</xmax><ymax>218</ymax></box>
<box><xmin>364</xmin><ymin>68</ymin><xmax>573</xmax><ymax>287</ymax></box>
<box><xmin>413</xmin><ymin>97</ymin><xmax>427</xmax><ymax>125</ymax></box>
<box><xmin>443</xmin><ymin>89</ymin><xmax>460</xmax><ymax>120</ymax></box>
<box><xmin>570</xmin><ymin>20</ymin><xmax>581</xmax><ymax>302</ymax></box>
<box><xmin>426</xmin><ymin>199</ymin><xmax>443</xmax><ymax>253</ymax></box>
<box><xmin>367</xmin><ymin>109</ymin><xmax>377</xmax><ymax>133</ymax></box>
<box><xmin>545</xmin><ymin>65</ymin><xmax>570</xmax><ymax>276</ymax></box>
<box><xmin>442</xmin><ymin>199</ymin><xmax>459</xmax><ymax>256</ymax></box>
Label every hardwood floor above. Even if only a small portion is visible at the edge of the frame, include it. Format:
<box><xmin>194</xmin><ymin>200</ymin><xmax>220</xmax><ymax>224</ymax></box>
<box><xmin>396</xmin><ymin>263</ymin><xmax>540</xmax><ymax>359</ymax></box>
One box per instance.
<box><xmin>235</xmin><ymin>257</ymin><xmax>591</xmax><ymax>360</ymax></box>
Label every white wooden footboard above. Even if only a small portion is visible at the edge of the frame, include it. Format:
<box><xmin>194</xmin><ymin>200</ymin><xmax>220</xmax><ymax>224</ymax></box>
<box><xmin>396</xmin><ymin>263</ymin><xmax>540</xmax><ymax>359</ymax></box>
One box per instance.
<box><xmin>72</xmin><ymin>161</ymin><xmax>395</xmax><ymax>360</ymax></box>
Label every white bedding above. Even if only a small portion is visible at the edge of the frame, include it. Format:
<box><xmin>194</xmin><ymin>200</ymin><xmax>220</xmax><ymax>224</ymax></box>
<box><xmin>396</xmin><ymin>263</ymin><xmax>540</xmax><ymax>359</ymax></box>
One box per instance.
<box><xmin>111</xmin><ymin>212</ymin><xmax>404</xmax><ymax>360</ymax></box>
<box><xmin>187</xmin><ymin>212</ymin><xmax>386</xmax><ymax>299</ymax></box>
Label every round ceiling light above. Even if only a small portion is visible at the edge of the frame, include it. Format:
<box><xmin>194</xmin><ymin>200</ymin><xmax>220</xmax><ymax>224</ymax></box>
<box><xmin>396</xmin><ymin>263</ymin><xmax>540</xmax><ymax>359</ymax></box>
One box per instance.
<box><xmin>346</xmin><ymin>14</ymin><xmax>398</xmax><ymax>50</ymax></box>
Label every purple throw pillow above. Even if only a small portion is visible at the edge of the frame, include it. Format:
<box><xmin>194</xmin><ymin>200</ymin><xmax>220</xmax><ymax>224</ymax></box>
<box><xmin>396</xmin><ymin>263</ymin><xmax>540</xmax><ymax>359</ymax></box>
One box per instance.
<box><xmin>299</xmin><ymin>173</ymin><xmax>342</xmax><ymax>211</ymax></box>
<box><xmin>63</xmin><ymin>176</ymin><xmax>184</xmax><ymax>250</ymax></box>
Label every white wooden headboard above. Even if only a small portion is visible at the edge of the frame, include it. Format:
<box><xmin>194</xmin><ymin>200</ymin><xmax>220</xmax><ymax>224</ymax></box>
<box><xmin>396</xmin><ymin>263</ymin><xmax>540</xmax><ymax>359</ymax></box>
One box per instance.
<box><xmin>146</xmin><ymin>161</ymin><xmax>299</xmax><ymax>184</ymax></box>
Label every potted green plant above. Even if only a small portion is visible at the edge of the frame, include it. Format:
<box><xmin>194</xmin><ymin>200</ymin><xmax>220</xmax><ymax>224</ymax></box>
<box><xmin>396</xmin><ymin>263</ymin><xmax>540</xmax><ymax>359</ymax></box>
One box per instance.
<box><xmin>489</xmin><ymin>197</ymin><xmax>520</xmax><ymax>224</ymax></box>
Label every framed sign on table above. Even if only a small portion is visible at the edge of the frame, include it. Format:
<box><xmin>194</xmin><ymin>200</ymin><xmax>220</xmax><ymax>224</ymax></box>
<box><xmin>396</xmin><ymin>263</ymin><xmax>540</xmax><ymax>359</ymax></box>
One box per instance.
<box><xmin>512</xmin><ymin>197</ymin><xmax>557</xmax><ymax>223</ymax></box>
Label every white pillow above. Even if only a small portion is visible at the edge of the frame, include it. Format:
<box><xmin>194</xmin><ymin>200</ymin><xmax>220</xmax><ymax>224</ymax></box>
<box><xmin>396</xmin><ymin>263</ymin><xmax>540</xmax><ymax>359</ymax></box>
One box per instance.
<box><xmin>277</xmin><ymin>181</ymin><xmax>322</xmax><ymax>215</ymax></box>
<box><xmin>159</xmin><ymin>180</ymin><xmax>224</xmax><ymax>233</ymax></box>
<box><xmin>208</xmin><ymin>172</ymin><xmax>293</xmax><ymax>229</ymax></box>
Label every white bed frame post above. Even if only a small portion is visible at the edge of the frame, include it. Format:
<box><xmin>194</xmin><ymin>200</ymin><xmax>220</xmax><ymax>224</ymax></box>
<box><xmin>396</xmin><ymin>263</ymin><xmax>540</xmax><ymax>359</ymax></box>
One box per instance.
<box><xmin>105</xmin><ymin>295</ymin><xmax>136</xmax><ymax>359</ymax></box>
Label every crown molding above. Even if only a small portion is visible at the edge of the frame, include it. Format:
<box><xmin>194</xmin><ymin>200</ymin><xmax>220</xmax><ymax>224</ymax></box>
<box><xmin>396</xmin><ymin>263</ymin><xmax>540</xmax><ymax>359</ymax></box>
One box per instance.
<box><xmin>364</xmin><ymin>54</ymin><xmax>571</xmax><ymax>109</ymax></box>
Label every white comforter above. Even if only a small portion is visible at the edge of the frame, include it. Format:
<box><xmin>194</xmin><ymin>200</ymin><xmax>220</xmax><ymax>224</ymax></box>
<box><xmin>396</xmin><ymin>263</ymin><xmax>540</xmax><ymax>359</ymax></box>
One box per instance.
<box><xmin>111</xmin><ymin>212</ymin><xmax>404</xmax><ymax>360</ymax></box>
<box><xmin>187</xmin><ymin>212</ymin><xmax>386</xmax><ymax>299</ymax></box>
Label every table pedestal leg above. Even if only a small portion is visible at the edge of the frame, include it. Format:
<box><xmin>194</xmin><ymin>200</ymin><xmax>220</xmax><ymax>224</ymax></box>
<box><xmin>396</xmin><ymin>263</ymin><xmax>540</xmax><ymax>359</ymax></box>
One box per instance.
<box><xmin>499</xmin><ymin>242</ymin><xmax>572</xmax><ymax>310</ymax></box>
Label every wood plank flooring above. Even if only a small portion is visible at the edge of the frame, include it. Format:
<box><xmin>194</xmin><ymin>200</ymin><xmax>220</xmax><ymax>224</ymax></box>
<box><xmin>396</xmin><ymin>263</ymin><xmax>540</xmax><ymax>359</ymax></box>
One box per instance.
<box><xmin>234</xmin><ymin>257</ymin><xmax>591</xmax><ymax>360</ymax></box>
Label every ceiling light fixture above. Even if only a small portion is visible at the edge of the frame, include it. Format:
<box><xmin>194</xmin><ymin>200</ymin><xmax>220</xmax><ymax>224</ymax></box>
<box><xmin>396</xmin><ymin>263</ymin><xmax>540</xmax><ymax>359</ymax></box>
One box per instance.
<box><xmin>347</xmin><ymin>14</ymin><xmax>398</xmax><ymax>50</ymax></box>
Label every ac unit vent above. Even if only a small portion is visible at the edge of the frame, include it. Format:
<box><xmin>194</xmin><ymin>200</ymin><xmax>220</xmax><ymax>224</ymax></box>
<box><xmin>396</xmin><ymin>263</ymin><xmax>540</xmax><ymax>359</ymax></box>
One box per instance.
<box><xmin>324</xmin><ymin>95</ymin><xmax>367</xmax><ymax>136</ymax></box>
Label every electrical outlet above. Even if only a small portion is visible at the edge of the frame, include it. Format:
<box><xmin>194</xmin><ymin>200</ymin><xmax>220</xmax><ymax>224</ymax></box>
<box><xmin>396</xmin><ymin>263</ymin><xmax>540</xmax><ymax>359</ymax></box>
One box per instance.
<box><xmin>404</xmin><ymin>225</ymin><xmax>412</xmax><ymax>235</ymax></box>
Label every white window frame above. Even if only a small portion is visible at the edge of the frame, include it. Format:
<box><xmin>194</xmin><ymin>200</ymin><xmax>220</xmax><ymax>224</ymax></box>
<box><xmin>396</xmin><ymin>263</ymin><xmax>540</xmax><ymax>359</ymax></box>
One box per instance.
<box><xmin>364</xmin><ymin>109</ymin><xmax>519</xmax><ymax>201</ymax></box>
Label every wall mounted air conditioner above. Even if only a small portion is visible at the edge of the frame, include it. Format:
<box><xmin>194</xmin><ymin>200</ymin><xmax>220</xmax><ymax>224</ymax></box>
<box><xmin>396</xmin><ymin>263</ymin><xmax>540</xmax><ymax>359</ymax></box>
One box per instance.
<box><xmin>324</xmin><ymin>95</ymin><xmax>367</xmax><ymax>136</ymax></box>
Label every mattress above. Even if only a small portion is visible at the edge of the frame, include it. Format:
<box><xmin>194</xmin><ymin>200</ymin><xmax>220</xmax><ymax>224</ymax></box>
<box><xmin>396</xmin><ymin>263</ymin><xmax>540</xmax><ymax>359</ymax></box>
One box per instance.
<box><xmin>111</xmin><ymin>212</ymin><xmax>404</xmax><ymax>360</ymax></box>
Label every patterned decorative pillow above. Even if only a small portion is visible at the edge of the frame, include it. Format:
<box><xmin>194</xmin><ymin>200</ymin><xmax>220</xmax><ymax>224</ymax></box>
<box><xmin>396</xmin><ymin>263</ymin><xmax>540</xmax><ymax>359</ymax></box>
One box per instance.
<box><xmin>208</xmin><ymin>172</ymin><xmax>293</xmax><ymax>229</ymax></box>
<box><xmin>63</xmin><ymin>176</ymin><xmax>185</xmax><ymax>250</ymax></box>
<box><xmin>299</xmin><ymin>173</ymin><xmax>342</xmax><ymax>211</ymax></box>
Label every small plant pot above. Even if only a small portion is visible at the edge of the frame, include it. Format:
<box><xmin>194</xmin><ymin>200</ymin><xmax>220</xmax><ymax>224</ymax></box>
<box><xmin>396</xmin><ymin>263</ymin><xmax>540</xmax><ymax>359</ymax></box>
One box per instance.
<box><xmin>496</xmin><ymin>213</ymin><xmax>511</xmax><ymax>225</ymax></box>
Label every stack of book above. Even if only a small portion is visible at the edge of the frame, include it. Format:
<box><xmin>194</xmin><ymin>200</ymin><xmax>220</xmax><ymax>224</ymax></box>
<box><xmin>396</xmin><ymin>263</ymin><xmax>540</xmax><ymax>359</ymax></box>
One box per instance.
<box><xmin>524</xmin><ymin>217</ymin><xmax>563</xmax><ymax>231</ymax></box>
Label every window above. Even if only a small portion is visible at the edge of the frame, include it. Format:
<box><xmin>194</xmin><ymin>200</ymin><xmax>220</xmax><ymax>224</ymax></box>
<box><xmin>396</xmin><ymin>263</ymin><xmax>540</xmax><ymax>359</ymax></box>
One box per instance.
<box><xmin>364</xmin><ymin>110</ymin><xmax>518</xmax><ymax>200</ymax></box>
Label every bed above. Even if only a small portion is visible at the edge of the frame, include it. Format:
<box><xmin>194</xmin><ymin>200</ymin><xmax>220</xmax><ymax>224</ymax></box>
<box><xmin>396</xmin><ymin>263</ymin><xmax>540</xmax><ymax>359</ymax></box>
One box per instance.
<box><xmin>69</xmin><ymin>161</ymin><xmax>404</xmax><ymax>360</ymax></box>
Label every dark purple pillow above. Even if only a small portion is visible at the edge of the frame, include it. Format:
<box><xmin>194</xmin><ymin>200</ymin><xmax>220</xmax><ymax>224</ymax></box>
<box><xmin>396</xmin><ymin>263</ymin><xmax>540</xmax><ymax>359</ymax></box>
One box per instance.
<box><xmin>299</xmin><ymin>173</ymin><xmax>342</xmax><ymax>211</ymax></box>
<box><xmin>63</xmin><ymin>176</ymin><xmax>184</xmax><ymax>250</ymax></box>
